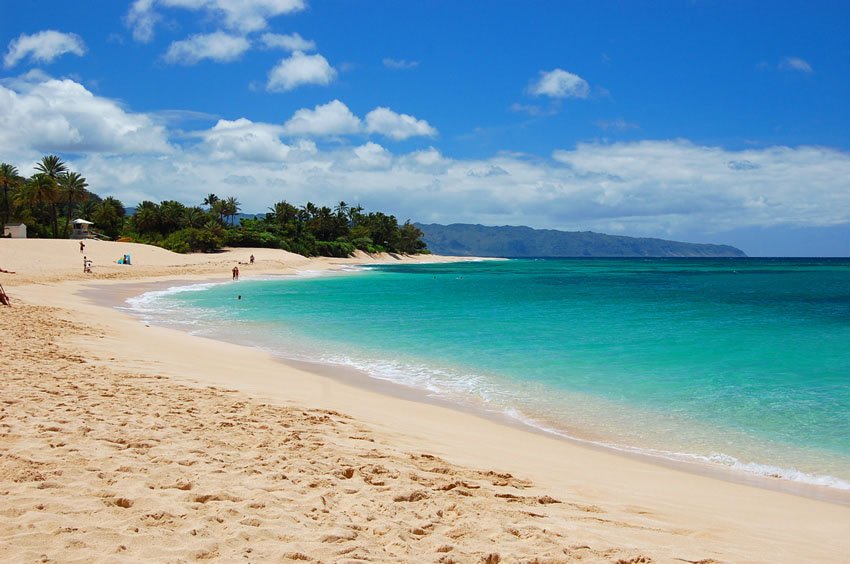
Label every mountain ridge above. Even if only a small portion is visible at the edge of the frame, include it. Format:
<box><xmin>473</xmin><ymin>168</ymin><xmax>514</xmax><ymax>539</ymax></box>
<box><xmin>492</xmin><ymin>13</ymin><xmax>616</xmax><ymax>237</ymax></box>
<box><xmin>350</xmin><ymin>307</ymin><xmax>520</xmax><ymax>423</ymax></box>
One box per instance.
<box><xmin>415</xmin><ymin>223</ymin><xmax>746</xmax><ymax>258</ymax></box>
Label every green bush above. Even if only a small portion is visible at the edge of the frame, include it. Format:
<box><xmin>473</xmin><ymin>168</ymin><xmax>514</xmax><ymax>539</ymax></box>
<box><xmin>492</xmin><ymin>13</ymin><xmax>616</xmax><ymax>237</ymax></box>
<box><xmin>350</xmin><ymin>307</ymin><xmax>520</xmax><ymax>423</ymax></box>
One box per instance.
<box><xmin>224</xmin><ymin>228</ymin><xmax>282</xmax><ymax>249</ymax></box>
<box><xmin>162</xmin><ymin>231</ymin><xmax>190</xmax><ymax>253</ymax></box>
<box><xmin>315</xmin><ymin>240</ymin><xmax>356</xmax><ymax>258</ymax></box>
<box><xmin>159</xmin><ymin>227</ymin><xmax>223</xmax><ymax>253</ymax></box>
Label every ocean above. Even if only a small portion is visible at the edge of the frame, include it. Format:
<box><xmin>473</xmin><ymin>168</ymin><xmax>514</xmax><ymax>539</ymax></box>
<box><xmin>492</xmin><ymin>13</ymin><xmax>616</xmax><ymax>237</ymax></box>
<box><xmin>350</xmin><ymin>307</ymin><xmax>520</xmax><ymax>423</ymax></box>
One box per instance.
<box><xmin>126</xmin><ymin>258</ymin><xmax>850</xmax><ymax>492</ymax></box>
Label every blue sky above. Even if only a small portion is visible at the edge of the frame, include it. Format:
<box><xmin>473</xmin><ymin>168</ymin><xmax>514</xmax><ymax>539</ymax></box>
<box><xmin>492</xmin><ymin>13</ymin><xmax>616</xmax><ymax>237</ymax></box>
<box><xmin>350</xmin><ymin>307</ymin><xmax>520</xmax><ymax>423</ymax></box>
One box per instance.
<box><xmin>2</xmin><ymin>0</ymin><xmax>849</xmax><ymax>255</ymax></box>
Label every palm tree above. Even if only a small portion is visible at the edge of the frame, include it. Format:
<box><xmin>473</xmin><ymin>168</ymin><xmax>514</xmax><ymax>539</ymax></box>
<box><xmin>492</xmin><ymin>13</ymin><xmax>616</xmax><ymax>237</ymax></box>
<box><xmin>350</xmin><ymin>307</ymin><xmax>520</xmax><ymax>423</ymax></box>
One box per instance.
<box><xmin>59</xmin><ymin>171</ymin><xmax>89</xmax><ymax>237</ymax></box>
<box><xmin>334</xmin><ymin>200</ymin><xmax>349</xmax><ymax>220</ymax></box>
<box><xmin>185</xmin><ymin>206</ymin><xmax>206</xmax><ymax>228</ymax></box>
<box><xmin>76</xmin><ymin>199</ymin><xmax>98</xmax><ymax>221</ymax></box>
<box><xmin>101</xmin><ymin>196</ymin><xmax>125</xmax><ymax>219</ymax></box>
<box><xmin>35</xmin><ymin>155</ymin><xmax>68</xmax><ymax>180</ymax></box>
<box><xmin>211</xmin><ymin>199</ymin><xmax>227</xmax><ymax>225</ymax></box>
<box><xmin>224</xmin><ymin>196</ymin><xmax>241</xmax><ymax>225</ymax></box>
<box><xmin>348</xmin><ymin>204</ymin><xmax>364</xmax><ymax>226</ymax></box>
<box><xmin>19</xmin><ymin>173</ymin><xmax>60</xmax><ymax>237</ymax></box>
<box><xmin>301</xmin><ymin>201</ymin><xmax>318</xmax><ymax>224</ymax></box>
<box><xmin>0</xmin><ymin>163</ymin><xmax>23</xmax><ymax>225</ymax></box>
<box><xmin>95</xmin><ymin>196</ymin><xmax>126</xmax><ymax>239</ymax></box>
<box><xmin>202</xmin><ymin>193</ymin><xmax>220</xmax><ymax>210</ymax></box>
<box><xmin>159</xmin><ymin>200</ymin><xmax>187</xmax><ymax>233</ymax></box>
<box><xmin>133</xmin><ymin>201</ymin><xmax>161</xmax><ymax>234</ymax></box>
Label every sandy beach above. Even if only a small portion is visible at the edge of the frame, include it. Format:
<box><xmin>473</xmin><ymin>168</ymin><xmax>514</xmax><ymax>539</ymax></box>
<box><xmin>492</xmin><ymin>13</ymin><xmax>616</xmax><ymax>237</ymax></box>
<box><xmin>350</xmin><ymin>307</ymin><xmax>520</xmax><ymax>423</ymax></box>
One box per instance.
<box><xmin>2</xmin><ymin>239</ymin><xmax>849</xmax><ymax>563</ymax></box>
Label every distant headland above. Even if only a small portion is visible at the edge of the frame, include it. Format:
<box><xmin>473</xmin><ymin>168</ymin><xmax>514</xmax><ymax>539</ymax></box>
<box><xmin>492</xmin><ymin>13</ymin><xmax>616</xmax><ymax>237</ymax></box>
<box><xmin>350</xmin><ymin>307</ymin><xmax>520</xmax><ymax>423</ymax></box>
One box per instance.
<box><xmin>415</xmin><ymin>223</ymin><xmax>747</xmax><ymax>258</ymax></box>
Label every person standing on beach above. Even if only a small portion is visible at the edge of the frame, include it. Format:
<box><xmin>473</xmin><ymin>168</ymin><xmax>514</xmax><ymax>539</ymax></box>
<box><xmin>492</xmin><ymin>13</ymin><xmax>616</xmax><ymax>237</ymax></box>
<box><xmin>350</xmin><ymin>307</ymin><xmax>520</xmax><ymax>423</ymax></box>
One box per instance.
<box><xmin>232</xmin><ymin>266</ymin><xmax>239</xmax><ymax>280</ymax></box>
<box><xmin>79</xmin><ymin>240</ymin><xmax>85</xmax><ymax>253</ymax></box>
<box><xmin>249</xmin><ymin>254</ymin><xmax>254</xmax><ymax>264</ymax></box>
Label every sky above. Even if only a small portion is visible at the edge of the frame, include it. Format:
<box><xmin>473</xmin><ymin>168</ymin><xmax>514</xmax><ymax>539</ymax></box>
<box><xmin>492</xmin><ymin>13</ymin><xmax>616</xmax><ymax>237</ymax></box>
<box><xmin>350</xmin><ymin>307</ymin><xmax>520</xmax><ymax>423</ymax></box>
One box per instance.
<box><xmin>1</xmin><ymin>0</ymin><xmax>849</xmax><ymax>256</ymax></box>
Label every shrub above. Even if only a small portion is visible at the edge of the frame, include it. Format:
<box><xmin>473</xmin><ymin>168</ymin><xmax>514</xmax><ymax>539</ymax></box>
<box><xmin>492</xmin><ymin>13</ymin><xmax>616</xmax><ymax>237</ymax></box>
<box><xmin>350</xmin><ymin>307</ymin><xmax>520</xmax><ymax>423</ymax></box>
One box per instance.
<box><xmin>315</xmin><ymin>240</ymin><xmax>355</xmax><ymax>258</ymax></box>
<box><xmin>224</xmin><ymin>228</ymin><xmax>282</xmax><ymax>249</ymax></box>
<box><xmin>160</xmin><ymin>227</ymin><xmax>224</xmax><ymax>253</ymax></box>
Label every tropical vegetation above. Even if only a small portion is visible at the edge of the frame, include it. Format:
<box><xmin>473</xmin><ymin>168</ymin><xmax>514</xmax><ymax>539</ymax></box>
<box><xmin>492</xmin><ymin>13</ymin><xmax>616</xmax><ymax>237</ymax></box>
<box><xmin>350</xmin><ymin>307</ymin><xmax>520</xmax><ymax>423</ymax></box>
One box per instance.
<box><xmin>1</xmin><ymin>156</ymin><xmax>427</xmax><ymax>257</ymax></box>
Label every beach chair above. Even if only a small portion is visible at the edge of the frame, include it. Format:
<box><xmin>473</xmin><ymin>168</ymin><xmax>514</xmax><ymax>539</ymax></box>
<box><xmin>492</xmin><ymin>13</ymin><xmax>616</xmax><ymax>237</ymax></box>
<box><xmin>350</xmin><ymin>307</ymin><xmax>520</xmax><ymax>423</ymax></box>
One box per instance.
<box><xmin>0</xmin><ymin>283</ymin><xmax>10</xmax><ymax>306</ymax></box>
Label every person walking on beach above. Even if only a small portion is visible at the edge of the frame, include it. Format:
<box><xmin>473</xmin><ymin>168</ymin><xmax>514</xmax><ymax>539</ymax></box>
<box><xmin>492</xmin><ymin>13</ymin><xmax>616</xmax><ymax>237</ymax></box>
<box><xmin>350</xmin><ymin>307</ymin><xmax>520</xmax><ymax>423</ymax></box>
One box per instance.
<box><xmin>79</xmin><ymin>240</ymin><xmax>85</xmax><ymax>253</ymax></box>
<box><xmin>249</xmin><ymin>254</ymin><xmax>254</xmax><ymax>264</ymax></box>
<box><xmin>232</xmin><ymin>266</ymin><xmax>239</xmax><ymax>280</ymax></box>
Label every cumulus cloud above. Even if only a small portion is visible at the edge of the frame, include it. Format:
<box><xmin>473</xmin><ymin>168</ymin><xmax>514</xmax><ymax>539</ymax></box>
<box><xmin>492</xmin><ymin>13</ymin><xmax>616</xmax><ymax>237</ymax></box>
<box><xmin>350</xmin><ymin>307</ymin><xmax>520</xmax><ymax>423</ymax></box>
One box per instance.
<box><xmin>164</xmin><ymin>32</ymin><xmax>251</xmax><ymax>64</ymax></box>
<box><xmin>383</xmin><ymin>58</ymin><xmax>419</xmax><ymax>70</ymax></box>
<box><xmin>779</xmin><ymin>56</ymin><xmax>813</xmax><ymax>73</ymax></box>
<box><xmin>267</xmin><ymin>51</ymin><xmax>337</xmax><ymax>91</ymax></box>
<box><xmin>365</xmin><ymin>107</ymin><xmax>437</xmax><ymax>140</ymax></box>
<box><xmin>0</xmin><ymin>74</ymin><xmax>171</xmax><ymax>161</ymax></box>
<box><xmin>348</xmin><ymin>142</ymin><xmax>393</xmax><ymax>169</ymax></box>
<box><xmin>551</xmin><ymin>140</ymin><xmax>850</xmax><ymax>230</ymax></box>
<box><xmin>4</xmin><ymin>30</ymin><xmax>86</xmax><ymax>68</ymax></box>
<box><xmin>282</xmin><ymin>100</ymin><xmax>362</xmax><ymax>136</ymax></box>
<box><xmin>260</xmin><ymin>32</ymin><xmax>316</xmax><ymax>52</ymax></box>
<box><xmin>126</xmin><ymin>0</ymin><xmax>305</xmax><ymax>41</ymax></box>
<box><xmin>199</xmin><ymin>118</ymin><xmax>290</xmax><ymax>162</ymax></box>
<box><xmin>529</xmin><ymin>68</ymin><xmax>590</xmax><ymax>98</ymax></box>
<box><xmin>279</xmin><ymin>102</ymin><xmax>437</xmax><ymax>140</ymax></box>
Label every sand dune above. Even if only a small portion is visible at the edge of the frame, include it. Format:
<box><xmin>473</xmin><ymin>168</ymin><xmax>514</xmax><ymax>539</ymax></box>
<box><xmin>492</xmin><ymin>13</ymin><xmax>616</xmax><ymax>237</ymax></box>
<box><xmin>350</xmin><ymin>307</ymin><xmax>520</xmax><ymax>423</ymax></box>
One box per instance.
<box><xmin>1</xmin><ymin>239</ymin><xmax>849</xmax><ymax>562</ymax></box>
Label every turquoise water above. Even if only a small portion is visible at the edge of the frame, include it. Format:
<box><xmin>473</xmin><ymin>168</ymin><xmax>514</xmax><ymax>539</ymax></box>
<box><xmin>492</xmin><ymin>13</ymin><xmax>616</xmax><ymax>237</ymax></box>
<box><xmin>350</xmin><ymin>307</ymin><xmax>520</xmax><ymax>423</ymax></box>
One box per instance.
<box><xmin>127</xmin><ymin>258</ymin><xmax>850</xmax><ymax>490</ymax></box>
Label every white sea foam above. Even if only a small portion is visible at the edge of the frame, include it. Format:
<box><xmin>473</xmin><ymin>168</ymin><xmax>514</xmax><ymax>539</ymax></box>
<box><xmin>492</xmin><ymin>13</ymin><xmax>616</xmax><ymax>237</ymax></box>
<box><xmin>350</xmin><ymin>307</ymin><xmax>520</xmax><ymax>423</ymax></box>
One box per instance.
<box><xmin>279</xmin><ymin>347</ymin><xmax>850</xmax><ymax>493</ymax></box>
<box><xmin>483</xmin><ymin>403</ymin><xmax>850</xmax><ymax>491</ymax></box>
<box><xmin>122</xmin><ymin>282</ymin><xmax>226</xmax><ymax>325</ymax></box>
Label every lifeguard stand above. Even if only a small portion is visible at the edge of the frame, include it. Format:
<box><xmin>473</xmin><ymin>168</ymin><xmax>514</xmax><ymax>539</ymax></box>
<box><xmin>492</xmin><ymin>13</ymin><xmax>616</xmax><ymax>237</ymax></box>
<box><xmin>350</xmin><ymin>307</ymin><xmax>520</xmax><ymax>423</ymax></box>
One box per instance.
<box><xmin>71</xmin><ymin>219</ymin><xmax>94</xmax><ymax>239</ymax></box>
<box><xmin>3</xmin><ymin>223</ymin><xmax>26</xmax><ymax>238</ymax></box>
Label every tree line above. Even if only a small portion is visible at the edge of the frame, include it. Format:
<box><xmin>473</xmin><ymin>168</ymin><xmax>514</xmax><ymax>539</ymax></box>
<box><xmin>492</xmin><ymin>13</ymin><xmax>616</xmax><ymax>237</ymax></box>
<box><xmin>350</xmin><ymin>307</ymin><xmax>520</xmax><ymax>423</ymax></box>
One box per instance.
<box><xmin>0</xmin><ymin>156</ymin><xmax>428</xmax><ymax>257</ymax></box>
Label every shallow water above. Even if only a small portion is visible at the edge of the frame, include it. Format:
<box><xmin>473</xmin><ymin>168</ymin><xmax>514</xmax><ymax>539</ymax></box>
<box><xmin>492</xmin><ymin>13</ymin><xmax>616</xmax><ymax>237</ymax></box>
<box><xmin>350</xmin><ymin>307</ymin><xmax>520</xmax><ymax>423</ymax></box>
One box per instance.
<box><xmin>126</xmin><ymin>258</ymin><xmax>850</xmax><ymax>490</ymax></box>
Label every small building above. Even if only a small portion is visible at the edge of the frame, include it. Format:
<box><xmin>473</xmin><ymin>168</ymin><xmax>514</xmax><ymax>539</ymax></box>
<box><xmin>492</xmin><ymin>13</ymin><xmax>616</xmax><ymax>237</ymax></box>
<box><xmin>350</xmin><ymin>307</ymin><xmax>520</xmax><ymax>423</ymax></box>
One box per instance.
<box><xmin>71</xmin><ymin>219</ymin><xmax>94</xmax><ymax>239</ymax></box>
<box><xmin>3</xmin><ymin>223</ymin><xmax>26</xmax><ymax>238</ymax></box>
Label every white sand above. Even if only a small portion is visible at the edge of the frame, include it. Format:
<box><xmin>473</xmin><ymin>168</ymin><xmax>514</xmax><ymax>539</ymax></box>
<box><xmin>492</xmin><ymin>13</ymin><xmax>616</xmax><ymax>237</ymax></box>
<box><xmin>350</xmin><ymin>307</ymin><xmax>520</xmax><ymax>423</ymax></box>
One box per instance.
<box><xmin>2</xmin><ymin>239</ymin><xmax>849</xmax><ymax>562</ymax></box>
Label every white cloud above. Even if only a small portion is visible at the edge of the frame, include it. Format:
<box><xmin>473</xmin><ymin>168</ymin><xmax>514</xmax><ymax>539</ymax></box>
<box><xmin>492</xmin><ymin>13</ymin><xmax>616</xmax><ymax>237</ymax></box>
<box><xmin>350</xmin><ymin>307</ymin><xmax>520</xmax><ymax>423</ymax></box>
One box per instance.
<box><xmin>282</xmin><ymin>100</ymin><xmax>362</xmax><ymax>136</ymax></box>
<box><xmin>279</xmin><ymin>102</ymin><xmax>436</xmax><ymax>140</ymax></box>
<box><xmin>348</xmin><ymin>142</ymin><xmax>393</xmax><ymax>169</ymax></box>
<box><xmin>199</xmin><ymin>118</ymin><xmax>290</xmax><ymax>162</ymax></box>
<box><xmin>201</xmin><ymin>0</ymin><xmax>306</xmax><ymax>32</ymax></box>
<box><xmin>267</xmin><ymin>51</ymin><xmax>337</xmax><ymax>91</ymax></box>
<box><xmin>260</xmin><ymin>32</ymin><xmax>316</xmax><ymax>52</ymax></box>
<box><xmin>383</xmin><ymin>58</ymin><xmax>419</xmax><ymax>70</ymax></box>
<box><xmin>126</xmin><ymin>0</ymin><xmax>159</xmax><ymax>43</ymax></box>
<box><xmin>365</xmin><ymin>107</ymin><xmax>437</xmax><ymax>140</ymax></box>
<box><xmin>0</xmin><ymin>74</ymin><xmax>172</xmax><ymax>161</ymax></box>
<box><xmin>551</xmin><ymin>140</ymin><xmax>850</xmax><ymax>230</ymax></box>
<box><xmin>530</xmin><ymin>68</ymin><xmax>590</xmax><ymax>98</ymax></box>
<box><xmin>406</xmin><ymin>147</ymin><xmax>448</xmax><ymax>170</ymax></box>
<box><xmin>4</xmin><ymin>30</ymin><xmax>86</xmax><ymax>68</ymax></box>
<box><xmin>779</xmin><ymin>56</ymin><xmax>813</xmax><ymax>73</ymax></box>
<box><xmin>126</xmin><ymin>0</ymin><xmax>306</xmax><ymax>41</ymax></box>
<box><xmin>164</xmin><ymin>32</ymin><xmax>251</xmax><ymax>64</ymax></box>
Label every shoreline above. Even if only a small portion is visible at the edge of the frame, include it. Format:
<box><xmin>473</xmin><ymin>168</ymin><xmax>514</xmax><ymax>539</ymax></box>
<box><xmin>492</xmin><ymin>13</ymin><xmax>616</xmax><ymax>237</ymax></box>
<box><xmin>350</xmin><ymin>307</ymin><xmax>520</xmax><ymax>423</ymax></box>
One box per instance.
<box><xmin>97</xmin><ymin>271</ymin><xmax>850</xmax><ymax>507</ymax></box>
<box><xmin>3</xmin><ymin>240</ymin><xmax>850</xmax><ymax>560</ymax></box>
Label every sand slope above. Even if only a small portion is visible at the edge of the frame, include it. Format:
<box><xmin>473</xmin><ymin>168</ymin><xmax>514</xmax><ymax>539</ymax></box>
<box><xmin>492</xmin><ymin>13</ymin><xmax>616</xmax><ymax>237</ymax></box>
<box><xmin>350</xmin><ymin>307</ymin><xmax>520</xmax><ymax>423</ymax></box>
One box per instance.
<box><xmin>2</xmin><ymin>304</ymin><xmax>669</xmax><ymax>562</ymax></box>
